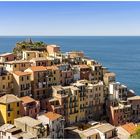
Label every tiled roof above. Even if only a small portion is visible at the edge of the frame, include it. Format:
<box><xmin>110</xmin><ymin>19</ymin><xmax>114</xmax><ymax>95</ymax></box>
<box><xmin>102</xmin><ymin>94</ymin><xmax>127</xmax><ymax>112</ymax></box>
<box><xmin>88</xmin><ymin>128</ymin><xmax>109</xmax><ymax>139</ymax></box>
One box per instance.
<box><xmin>20</xmin><ymin>96</ymin><xmax>36</xmax><ymax>104</ymax></box>
<box><xmin>44</xmin><ymin>112</ymin><xmax>62</xmax><ymax>121</ymax></box>
<box><xmin>121</xmin><ymin>123</ymin><xmax>137</xmax><ymax>135</ymax></box>
<box><xmin>13</xmin><ymin>71</ymin><xmax>31</xmax><ymax>76</ymax></box>
<box><xmin>0</xmin><ymin>94</ymin><xmax>21</xmax><ymax>104</ymax></box>
<box><xmin>29</xmin><ymin>66</ymin><xmax>47</xmax><ymax>71</ymax></box>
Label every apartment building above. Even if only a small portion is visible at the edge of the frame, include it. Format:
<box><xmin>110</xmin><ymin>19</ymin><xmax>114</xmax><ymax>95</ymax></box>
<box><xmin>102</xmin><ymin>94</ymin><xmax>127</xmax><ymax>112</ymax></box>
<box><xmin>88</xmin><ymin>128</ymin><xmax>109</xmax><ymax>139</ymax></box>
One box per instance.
<box><xmin>108</xmin><ymin>100</ymin><xmax>131</xmax><ymax>126</ymax></box>
<box><xmin>38</xmin><ymin>112</ymin><xmax>64</xmax><ymax>138</ymax></box>
<box><xmin>90</xmin><ymin>63</ymin><xmax>103</xmax><ymax>83</ymax></box>
<box><xmin>109</xmin><ymin>82</ymin><xmax>128</xmax><ymax>101</ymax></box>
<box><xmin>74</xmin><ymin>65</ymin><xmax>91</xmax><ymax>80</ymax></box>
<box><xmin>4</xmin><ymin>60</ymin><xmax>32</xmax><ymax>72</ymax></box>
<box><xmin>12</xmin><ymin>71</ymin><xmax>31</xmax><ymax>97</ymax></box>
<box><xmin>20</xmin><ymin>96</ymin><xmax>40</xmax><ymax>118</ymax></box>
<box><xmin>25</xmin><ymin>66</ymin><xmax>48</xmax><ymax>99</ymax></box>
<box><xmin>0</xmin><ymin>67</ymin><xmax>13</xmax><ymax>96</ymax></box>
<box><xmin>52</xmin><ymin>85</ymin><xmax>87</xmax><ymax>125</ymax></box>
<box><xmin>73</xmin><ymin>80</ymin><xmax>105</xmax><ymax>120</ymax></box>
<box><xmin>128</xmin><ymin>96</ymin><xmax>140</xmax><ymax>122</ymax></box>
<box><xmin>0</xmin><ymin>94</ymin><xmax>21</xmax><ymax>124</ymax></box>
<box><xmin>46</xmin><ymin>66</ymin><xmax>60</xmax><ymax>87</ymax></box>
<box><xmin>57</xmin><ymin>64</ymin><xmax>73</xmax><ymax>86</ymax></box>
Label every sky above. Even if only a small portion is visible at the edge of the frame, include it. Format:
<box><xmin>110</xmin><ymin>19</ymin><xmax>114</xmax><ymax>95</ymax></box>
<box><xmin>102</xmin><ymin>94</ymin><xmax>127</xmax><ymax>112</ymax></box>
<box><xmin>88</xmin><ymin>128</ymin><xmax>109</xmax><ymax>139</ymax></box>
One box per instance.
<box><xmin>0</xmin><ymin>1</ymin><xmax>140</xmax><ymax>36</ymax></box>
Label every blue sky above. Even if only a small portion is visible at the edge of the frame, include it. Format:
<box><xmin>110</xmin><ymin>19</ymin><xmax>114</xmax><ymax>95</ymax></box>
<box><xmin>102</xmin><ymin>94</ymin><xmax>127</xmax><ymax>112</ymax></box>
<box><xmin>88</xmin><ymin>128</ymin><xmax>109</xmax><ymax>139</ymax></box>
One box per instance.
<box><xmin>0</xmin><ymin>1</ymin><xmax>140</xmax><ymax>36</ymax></box>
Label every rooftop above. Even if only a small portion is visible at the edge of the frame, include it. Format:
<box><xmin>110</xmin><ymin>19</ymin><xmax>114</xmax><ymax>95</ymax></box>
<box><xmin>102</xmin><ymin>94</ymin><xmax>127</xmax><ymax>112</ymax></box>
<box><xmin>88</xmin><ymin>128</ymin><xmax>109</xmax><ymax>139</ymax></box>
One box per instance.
<box><xmin>128</xmin><ymin>96</ymin><xmax>140</xmax><ymax>100</ymax></box>
<box><xmin>28</xmin><ymin>66</ymin><xmax>47</xmax><ymax>71</ymax></box>
<box><xmin>13</xmin><ymin>71</ymin><xmax>31</xmax><ymax>76</ymax></box>
<box><xmin>46</xmin><ymin>65</ymin><xmax>59</xmax><ymax>70</ymax></box>
<box><xmin>0</xmin><ymin>94</ymin><xmax>21</xmax><ymax>104</ymax></box>
<box><xmin>104</xmin><ymin>72</ymin><xmax>116</xmax><ymax>77</ymax></box>
<box><xmin>81</xmin><ymin>127</ymin><xmax>99</xmax><ymax>137</ymax></box>
<box><xmin>96</xmin><ymin>123</ymin><xmax>115</xmax><ymax>133</ymax></box>
<box><xmin>30</xmin><ymin>57</ymin><xmax>47</xmax><ymax>61</ymax></box>
<box><xmin>20</xmin><ymin>96</ymin><xmax>36</xmax><ymax>104</ymax></box>
<box><xmin>43</xmin><ymin>112</ymin><xmax>62</xmax><ymax>121</ymax></box>
<box><xmin>5</xmin><ymin>60</ymin><xmax>31</xmax><ymax>64</ymax></box>
<box><xmin>75</xmin><ymin>64</ymin><xmax>90</xmax><ymax>69</ymax></box>
<box><xmin>0</xmin><ymin>124</ymin><xmax>15</xmax><ymax>132</ymax></box>
<box><xmin>0</xmin><ymin>53</ymin><xmax>14</xmax><ymax>57</ymax></box>
<box><xmin>14</xmin><ymin>116</ymin><xmax>41</xmax><ymax>127</ymax></box>
<box><xmin>121</xmin><ymin>123</ymin><xmax>137</xmax><ymax>135</ymax></box>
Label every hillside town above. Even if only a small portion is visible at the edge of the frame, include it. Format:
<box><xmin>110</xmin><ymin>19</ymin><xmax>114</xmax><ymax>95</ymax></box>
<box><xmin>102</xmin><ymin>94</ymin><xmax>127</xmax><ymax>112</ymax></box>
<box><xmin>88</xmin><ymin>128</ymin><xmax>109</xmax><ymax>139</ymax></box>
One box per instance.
<box><xmin>0</xmin><ymin>39</ymin><xmax>139</xmax><ymax>139</ymax></box>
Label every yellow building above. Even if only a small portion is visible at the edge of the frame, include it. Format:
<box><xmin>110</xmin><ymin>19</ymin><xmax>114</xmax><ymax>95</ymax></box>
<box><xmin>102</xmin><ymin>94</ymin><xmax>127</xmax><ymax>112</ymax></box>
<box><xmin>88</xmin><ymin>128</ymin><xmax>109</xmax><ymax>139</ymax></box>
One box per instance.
<box><xmin>12</xmin><ymin>71</ymin><xmax>31</xmax><ymax>97</ymax></box>
<box><xmin>0</xmin><ymin>94</ymin><xmax>21</xmax><ymax>124</ymax></box>
<box><xmin>4</xmin><ymin>60</ymin><xmax>32</xmax><ymax>72</ymax></box>
<box><xmin>0</xmin><ymin>67</ymin><xmax>13</xmax><ymax>96</ymax></box>
<box><xmin>52</xmin><ymin>85</ymin><xmax>85</xmax><ymax>125</ymax></box>
<box><xmin>22</xmin><ymin>50</ymin><xmax>46</xmax><ymax>60</ymax></box>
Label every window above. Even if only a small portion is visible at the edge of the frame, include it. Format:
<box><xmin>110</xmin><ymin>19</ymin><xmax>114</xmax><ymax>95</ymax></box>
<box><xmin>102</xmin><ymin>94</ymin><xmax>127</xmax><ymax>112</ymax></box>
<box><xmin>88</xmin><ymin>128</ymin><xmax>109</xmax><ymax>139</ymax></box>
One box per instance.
<box><xmin>14</xmin><ymin>64</ymin><xmax>17</xmax><ymax>68</ymax></box>
<box><xmin>17</xmin><ymin>111</ymin><xmax>19</xmax><ymax>115</ymax></box>
<box><xmin>21</xmin><ymin>77</ymin><xmax>24</xmax><ymax>81</ymax></box>
<box><xmin>17</xmin><ymin>102</ymin><xmax>19</xmax><ymax>107</ymax></box>
<box><xmin>2</xmin><ymin>77</ymin><xmax>5</xmax><ymax>80</ymax></box>
<box><xmin>27</xmin><ymin>76</ymin><xmax>29</xmax><ymax>80</ymax></box>
<box><xmin>8</xmin><ymin>104</ymin><xmax>10</xmax><ymax>110</ymax></box>
<box><xmin>3</xmin><ymin>85</ymin><xmax>5</xmax><ymax>89</ymax></box>
<box><xmin>8</xmin><ymin>112</ymin><xmax>10</xmax><ymax>117</ymax></box>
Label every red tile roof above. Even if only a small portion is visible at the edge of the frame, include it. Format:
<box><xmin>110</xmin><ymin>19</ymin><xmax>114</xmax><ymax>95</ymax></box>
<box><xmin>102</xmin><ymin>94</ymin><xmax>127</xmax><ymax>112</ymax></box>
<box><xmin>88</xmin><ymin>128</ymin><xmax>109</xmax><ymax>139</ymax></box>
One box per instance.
<box><xmin>44</xmin><ymin>112</ymin><xmax>62</xmax><ymax>121</ymax></box>
<box><xmin>20</xmin><ymin>96</ymin><xmax>36</xmax><ymax>104</ymax></box>
<box><xmin>121</xmin><ymin>123</ymin><xmax>137</xmax><ymax>135</ymax></box>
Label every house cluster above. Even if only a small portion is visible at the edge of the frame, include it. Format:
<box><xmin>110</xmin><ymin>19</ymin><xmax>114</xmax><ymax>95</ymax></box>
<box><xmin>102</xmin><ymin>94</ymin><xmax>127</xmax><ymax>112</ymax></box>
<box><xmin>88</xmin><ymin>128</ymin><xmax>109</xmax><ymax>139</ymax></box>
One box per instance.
<box><xmin>0</xmin><ymin>40</ymin><xmax>139</xmax><ymax>139</ymax></box>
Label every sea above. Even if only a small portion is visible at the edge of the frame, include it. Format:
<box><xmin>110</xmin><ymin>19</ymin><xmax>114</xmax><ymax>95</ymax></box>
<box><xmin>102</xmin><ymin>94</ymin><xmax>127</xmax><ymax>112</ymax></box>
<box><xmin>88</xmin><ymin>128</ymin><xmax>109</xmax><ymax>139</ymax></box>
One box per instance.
<box><xmin>0</xmin><ymin>36</ymin><xmax>140</xmax><ymax>95</ymax></box>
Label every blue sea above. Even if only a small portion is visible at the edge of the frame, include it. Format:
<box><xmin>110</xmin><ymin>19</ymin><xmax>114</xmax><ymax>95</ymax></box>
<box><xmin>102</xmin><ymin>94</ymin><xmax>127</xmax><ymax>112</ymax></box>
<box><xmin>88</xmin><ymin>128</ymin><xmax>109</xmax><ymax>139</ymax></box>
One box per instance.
<box><xmin>0</xmin><ymin>36</ymin><xmax>140</xmax><ymax>94</ymax></box>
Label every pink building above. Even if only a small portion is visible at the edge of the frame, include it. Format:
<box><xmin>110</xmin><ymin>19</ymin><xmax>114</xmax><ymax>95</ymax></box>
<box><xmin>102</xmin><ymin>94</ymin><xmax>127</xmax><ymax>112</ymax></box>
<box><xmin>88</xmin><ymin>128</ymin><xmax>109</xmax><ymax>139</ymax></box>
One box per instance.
<box><xmin>57</xmin><ymin>64</ymin><xmax>73</xmax><ymax>86</ymax></box>
<box><xmin>20</xmin><ymin>96</ymin><xmax>40</xmax><ymax>118</ymax></box>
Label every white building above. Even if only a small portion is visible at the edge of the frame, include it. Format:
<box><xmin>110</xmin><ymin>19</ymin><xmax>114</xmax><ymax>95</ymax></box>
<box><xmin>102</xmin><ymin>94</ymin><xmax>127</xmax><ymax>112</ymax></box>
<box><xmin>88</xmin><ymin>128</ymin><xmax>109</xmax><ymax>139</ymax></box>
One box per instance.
<box><xmin>109</xmin><ymin>82</ymin><xmax>128</xmax><ymax>101</ymax></box>
<box><xmin>37</xmin><ymin>112</ymin><xmax>64</xmax><ymax>139</ymax></box>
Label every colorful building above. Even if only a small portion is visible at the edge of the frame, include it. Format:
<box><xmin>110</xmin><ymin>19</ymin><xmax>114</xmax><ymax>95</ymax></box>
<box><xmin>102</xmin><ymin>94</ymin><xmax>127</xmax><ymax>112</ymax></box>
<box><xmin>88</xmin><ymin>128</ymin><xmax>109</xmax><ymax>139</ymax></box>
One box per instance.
<box><xmin>12</xmin><ymin>71</ymin><xmax>31</xmax><ymax>97</ymax></box>
<box><xmin>25</xmin><ymin>66</ymin><xmax>48</xmax><ymax>99</ymax></box>
<box><xmin>20</xmin><ymin>96</ymin><xmax>40</xmax><ymax>118</ymax></box>
<box><xmin>0</xmin><ymin>94</ymin><xmax>21</xmax><ymax>124</ymax></box>
<box><xmin>4</xmin><ymin>60</ymin><xmax>32</xmax><ymax>72</ymax></box>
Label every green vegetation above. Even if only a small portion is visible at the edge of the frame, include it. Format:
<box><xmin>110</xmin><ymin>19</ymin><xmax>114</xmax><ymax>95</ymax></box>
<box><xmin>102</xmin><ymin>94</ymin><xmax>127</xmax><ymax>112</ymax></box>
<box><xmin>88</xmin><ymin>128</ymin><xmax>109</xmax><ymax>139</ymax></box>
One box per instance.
<box><xmin>130</xmin><ymin>125</ymin><xmax>140</xmax><ymax>139</ymax></box>
<box><xmin>12</xmin><ymin>39</ymin><xmax>47</xmax><ymax>58</ymax></box>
